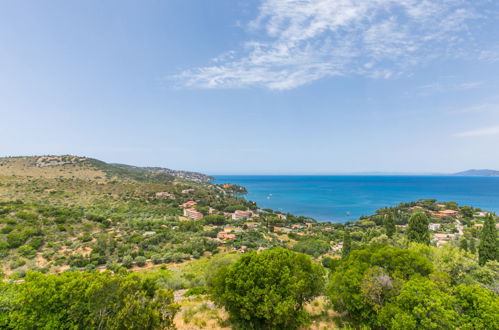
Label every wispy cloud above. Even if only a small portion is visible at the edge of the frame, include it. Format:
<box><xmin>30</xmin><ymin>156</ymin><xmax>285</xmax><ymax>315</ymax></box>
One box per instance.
<box><xmin>449</xmin><ymin>103</ymin><xmax>499</xmax><ymax>114</ymax></box>
<box><xmin>415</xmin><ymin>80</ymin><xmax>484</xmax><ymax>96</ymax></box>
<box><xmin>173</xmin><ymin>0</ymin><xmax>494</xmax><ymax>90</ymax></box>
<box><xmin>454</xmin><ymin>126</ymin><xmax>499</xmax><ymax>137</ymax></box>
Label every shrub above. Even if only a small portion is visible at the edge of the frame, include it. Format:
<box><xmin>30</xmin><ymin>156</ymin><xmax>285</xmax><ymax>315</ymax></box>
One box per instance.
<box><xmin>122</xmin><ymin>255</ymin><xmax>133</xmax><ymax>268</ymax></box>
<box><xmin>135</xmin><ymin>256</ymin><xmax>147</xmax><ymax>267</ymax></box>
<box><xmin>18</xmin><ymin>245</ymin><xmax>36</xmax><ymax>259</ymax></box>
<box><xmin>10</xmin><ymin>258</ymin><xmax>26</xmax><ymax>269</ymax></box>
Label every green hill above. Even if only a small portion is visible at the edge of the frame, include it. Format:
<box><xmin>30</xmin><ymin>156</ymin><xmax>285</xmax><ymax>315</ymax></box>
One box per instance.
<box><xmin>0</xmin><ymin>155</ymin><xmax>253</xmax><ymax>276</ymax></box>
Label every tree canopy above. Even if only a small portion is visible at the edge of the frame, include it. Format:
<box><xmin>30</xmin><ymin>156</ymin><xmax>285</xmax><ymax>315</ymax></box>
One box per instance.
<box><xmin>0</xmin><ymin>271</ymin><xmax>178</xmax><ymax>329</ymax></box>
<box><xmin>328</xmin><ymin>244</ymin><xmax>499</xmax><ymax>329</ymax></box>
<box><xmin>210</xmin><ymin>248</ymin><xmax>325</xmax><ymax>329</ymax></box>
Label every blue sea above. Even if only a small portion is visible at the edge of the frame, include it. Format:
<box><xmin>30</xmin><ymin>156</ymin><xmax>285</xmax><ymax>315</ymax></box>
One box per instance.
<box><xmin>213</xmin><ymin>176</ymin><xmax>499</xmax><ymax>223</ymax></box>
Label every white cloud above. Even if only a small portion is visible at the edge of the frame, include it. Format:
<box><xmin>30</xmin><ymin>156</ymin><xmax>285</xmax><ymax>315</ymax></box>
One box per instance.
<box><xmin>173</xmin><ymin>0</ymin><xmax>494</xmax><ymax>90</ymax></box>
<box><xmin>454</xmin><ymin>126</ymin><xmax>499</xmax><ymax>137</ymax></box>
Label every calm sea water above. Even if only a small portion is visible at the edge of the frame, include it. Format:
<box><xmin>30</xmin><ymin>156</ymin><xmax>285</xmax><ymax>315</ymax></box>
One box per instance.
<box><xmin>213</xmin><ymin>176</ymin><xmax>499</xmax><ymax>223</ymax></box>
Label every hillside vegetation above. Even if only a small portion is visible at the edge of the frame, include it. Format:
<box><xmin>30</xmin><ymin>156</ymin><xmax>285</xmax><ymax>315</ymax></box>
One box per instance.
<box><xmin>0</xmin><ymin>155</ymin><xmax>497</xmax><ymax>329</ymax></box>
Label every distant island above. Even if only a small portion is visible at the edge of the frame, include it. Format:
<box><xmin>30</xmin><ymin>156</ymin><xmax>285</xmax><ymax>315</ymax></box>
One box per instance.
<box><xmin>454</xmin><ymin>169</ymin><xmax>499</xmax><ymax>177</ymax></box>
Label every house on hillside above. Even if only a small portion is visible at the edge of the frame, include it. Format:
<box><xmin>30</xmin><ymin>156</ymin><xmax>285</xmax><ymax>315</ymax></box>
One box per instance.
<box><xmin>276</xmin><ymin>214</ymin><xmax>287</xmax><ymax>220</ymax></box>
<box><xmin>217</xmin><ymin>231</ymin><xmax>235</xmax><ymax>240</ymax></box>
<box><xmin>232</xmin><ymin>210</ymin><xmax>253</xmax><ymax>220</ymax></box>
<box><xmin>440</xmin><ymin>210</ymin><xmax>459</xmax><ymax>216</ymax></box>
<box><xmin>433</xmin><ymin>233</ymin><xmax>456</xmax><ymax>246</ymax></box>
<box><xmin>183</xmin><ymin>208</ymin><xmax>203</xmax><ymax>220</ymax></box>
<box><xmin>181</xmin><ymin>201</ymin><xmax>197</xmax><ymax>208</ymax></box>
<box><xmin>428</xmin><ymin>223</ymin><xmax>441</xmax><ymax>231</ymax></box>
<box><xmin>155</xmin><ymin>192</ymin><xmax>174</xmax><ymax>200</ymax></box>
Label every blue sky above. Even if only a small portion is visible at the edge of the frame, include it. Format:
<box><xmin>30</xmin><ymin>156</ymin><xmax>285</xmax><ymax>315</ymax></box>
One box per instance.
<box><xmin>1</xmin><ymin>0</ymin><xmax>499</xmax><ymax>174</ymax></box>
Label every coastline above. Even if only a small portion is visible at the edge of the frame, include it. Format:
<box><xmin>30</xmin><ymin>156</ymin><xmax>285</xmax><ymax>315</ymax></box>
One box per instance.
<box><xmin>213</xmin><ymin>175</ymin><xmax>499</xmax><ymax>222</ymax></box>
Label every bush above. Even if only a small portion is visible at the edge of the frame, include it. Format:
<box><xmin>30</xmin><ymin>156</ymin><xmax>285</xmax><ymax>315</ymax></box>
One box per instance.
<box><xmin>6</xmin><ymin>232</ymin><xmax>26</xmax><ymax>248</ymax></box>
<box><xmin>18</xmin><ymin>245</ymin><xmax>36</xmax><ymax>259</ymax></box>
<box><xmin>10</xmin><ymin>258</ymin><xmax>26</xmax><ymax>269</ymax></box>
<box><xmin>135</xmin><ymin>256</ymin><xmax>147</xmax><ymax>267</ymax></box>
<box><xmin>151</xmin><ymin>254</ymin><xmax>163</xmax><ymax>264</ymax></box>
<box><xmin>122</xmin><ymin>255</ymin><xmax>133</xmax><ymax>268</ymax></box>
<box><xmin>184</xmin><ymin>286</ymin><xmax>208</xmax><ymax>296</ymax></box>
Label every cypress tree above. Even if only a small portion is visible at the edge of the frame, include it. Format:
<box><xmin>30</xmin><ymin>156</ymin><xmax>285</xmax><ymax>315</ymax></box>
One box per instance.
<box><xmin>459</xmin><ymin>238</ymin><xmax>468</xmax><ymax>251</ymax></box>
<box><xmin>407</xmin><ymin>212</ymin><xmax>430</xmax><ymax>245</ymax></box>
<box><xmin>469</xmin><ymin>237</ymin><xmax>476</xmax><ymax>254</ymax></box>
<box><xmin>478</xmin><ymin>214</ymin><xmax>498</xmax><ymax>265</ymax></box>
<box><xmin>384</xmin><ymin>211</ymin><xmax>396</xmax><ymax>238</ymax></box>
<box><xmin>342</xmin><ymin>229</ymin><xmax>351</xmax><ymax>259</ymax></box>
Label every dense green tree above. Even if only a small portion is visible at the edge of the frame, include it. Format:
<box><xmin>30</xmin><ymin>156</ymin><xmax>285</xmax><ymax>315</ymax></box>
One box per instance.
<box><xmin>454</xmin><ymin>284</ymin><xmax>499</xmax><ymax>329</ymax></box>
<box><xmin>210</xmin><ymin>248</ymin><xmax>325</xmax><ymax>329</ymax></box>
<box><xmin>383</xmin><ymin>212</ymin><xmax>396</xmax><ymax>238</ymax></box>
<box><xmin>342</xmin><ymin>229</ymin><xmax>352</xmax><ymax>259</ymax></box>
<box><xmin>3</xmin><ymin>271</ymin><xmax>178</xmax><ymax>329</ymax></box>
<box><xmin>328</xmin><ymin>245</ymin><xmax>433</xmax><ymax>326</ymax></box>
<box><xmin>407</xmin><ymin>212</ymin><xmax>430</xmax><ymax>245</ymax></box>
<box><xmin>378</xmin><ymin>277</ymin><xmax>458</xmax><ymax>329</ymax></box>
<box><xmin>460</xmin><ymin>206</ymin><xmax>474</xmax><ymax>219</ymax></box>
<box><xmin>293</xmin><ymin>239</ymin><xmax>329</xmax><ymax>258</ymax></box>
<box><xmin>478</xmin><ymin>214</ymin><xmax>498</xmax><ymax>265</ymax></box>
<box><xmin>203</xmin><ymin>215</ymin><xmax>226</xmax><ymax>226</ymax></box>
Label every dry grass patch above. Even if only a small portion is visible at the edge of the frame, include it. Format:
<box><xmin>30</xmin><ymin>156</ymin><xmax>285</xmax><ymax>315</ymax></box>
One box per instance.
<box><xmin>302</xmin><ymin>296</ymin><xmax>339</xmax><ymax>330</ymax></box>
<box><xmin>174</xmin><ymin>295</ymin><xmax>230</xmax><ymax>330</ymax></box>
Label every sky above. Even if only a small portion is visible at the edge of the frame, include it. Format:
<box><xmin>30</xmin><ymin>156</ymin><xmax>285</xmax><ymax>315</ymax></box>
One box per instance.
<box><xmin>1</xmin><ymin>0</ymin><xmax>499</xmax><ymax>174</ymax></box>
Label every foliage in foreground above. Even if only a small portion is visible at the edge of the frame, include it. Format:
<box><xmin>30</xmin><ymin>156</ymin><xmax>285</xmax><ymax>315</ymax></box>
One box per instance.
<box><xmin>328</xmin><ymin>245</ymin><xmax>499</xmax><ymax>329</ymax></box>
<box><xmin>0</xmin><ymin>270</ymin><xmax>178</xmax><ymax>330</ymax></box>
<box><xmin>210</xmin><ymin>248</ymin><xmax>325</xmax><ymax>329</ymax></box>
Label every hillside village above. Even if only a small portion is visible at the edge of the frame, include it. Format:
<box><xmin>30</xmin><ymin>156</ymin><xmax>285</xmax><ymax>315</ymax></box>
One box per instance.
<box><xmin>0</xmin><ymin>156</ymin><xmax>496</xmax><ymax>277</ymax></box>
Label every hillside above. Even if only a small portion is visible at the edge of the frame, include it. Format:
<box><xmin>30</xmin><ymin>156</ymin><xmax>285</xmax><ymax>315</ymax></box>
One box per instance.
<box><xmin>0</xmin><ymin>155</ymin><xmax>497</xmax><ymax>329</ymax></box>
<box><xmin>454</xmin><ymin>169</ymin><xmax>499</xmax><ymax>177</ymax></box>
<box><xmin>0</xmin><ymin>155</ymin><xmax>213</xmax><ymax>182</ymax></box>
<box><xmin>0</xmin><ymin>155</ymin><xmax>261</xmax><ymax>275</ymax></box>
